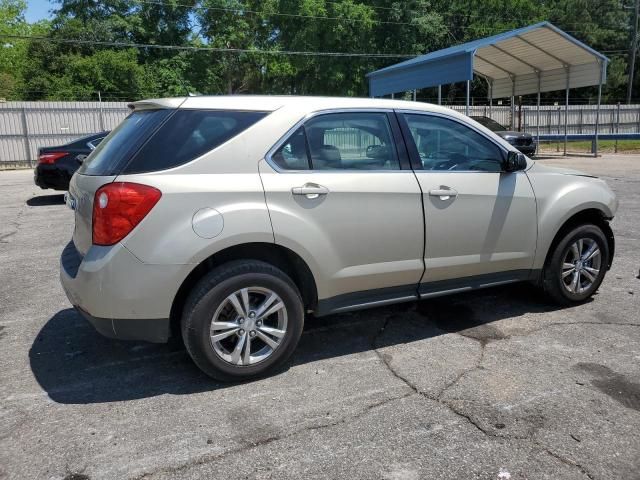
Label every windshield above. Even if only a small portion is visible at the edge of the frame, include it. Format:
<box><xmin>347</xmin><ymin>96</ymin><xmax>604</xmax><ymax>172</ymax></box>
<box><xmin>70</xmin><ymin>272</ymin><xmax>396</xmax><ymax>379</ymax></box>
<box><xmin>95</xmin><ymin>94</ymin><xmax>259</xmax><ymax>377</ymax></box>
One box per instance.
<box><xmin>471</xmin><ymin>116</ymin><xmax>507</xmax><ymax>132</ymax></box>
<box><xmin>78</xmin><ymin>109</ymin><xmax>172</xmax><ymax>176</ymax></box>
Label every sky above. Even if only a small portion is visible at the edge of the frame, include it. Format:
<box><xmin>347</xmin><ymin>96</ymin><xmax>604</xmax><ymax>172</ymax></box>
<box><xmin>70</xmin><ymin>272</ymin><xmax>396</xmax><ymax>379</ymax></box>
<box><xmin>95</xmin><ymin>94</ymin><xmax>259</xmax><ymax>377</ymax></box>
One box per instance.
<box><xmin>25</xmin><ymin>0</ymin><xmax>54</xmax><ymax>23</ymax></box>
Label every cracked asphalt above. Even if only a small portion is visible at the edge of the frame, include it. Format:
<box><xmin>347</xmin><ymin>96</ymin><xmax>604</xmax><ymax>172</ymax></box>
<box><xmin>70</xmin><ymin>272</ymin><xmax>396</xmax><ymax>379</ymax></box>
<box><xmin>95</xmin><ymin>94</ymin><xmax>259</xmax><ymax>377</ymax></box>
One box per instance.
<box><xmin>1</xmin><ymin>154</ymin><xmax>639</xmax><ymax>480</ymax></box>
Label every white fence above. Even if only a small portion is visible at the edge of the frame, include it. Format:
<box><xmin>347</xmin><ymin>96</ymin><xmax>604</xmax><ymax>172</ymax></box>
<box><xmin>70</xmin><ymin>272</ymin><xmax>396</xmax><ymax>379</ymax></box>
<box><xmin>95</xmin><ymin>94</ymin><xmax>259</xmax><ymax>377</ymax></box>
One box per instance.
<box><xmin>449</xmin><ymin>104</ymin><xmax>640</xmax><ymax>135</ymax></box>
<box><xmin>0</xmin><ymin>101</ymin><xmax>129</xmax><ymax>167</ymax></box>
<box><xmin>1</xmin><ymin>101</ymin><xmax>639</xmax><ymax>167</ymax></box>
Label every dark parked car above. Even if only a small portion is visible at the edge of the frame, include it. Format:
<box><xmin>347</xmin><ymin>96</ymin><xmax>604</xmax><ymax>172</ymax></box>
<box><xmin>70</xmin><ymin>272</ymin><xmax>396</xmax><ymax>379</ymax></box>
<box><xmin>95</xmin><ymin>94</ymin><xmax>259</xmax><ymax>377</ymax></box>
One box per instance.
<box><xmin>471</xmin><ymin>116</ymin><xmax>536</xmax><ymax>156</ymax></box>
<box><xmin>34</xmin><ymin>132</ymin><xmax>108</xmax><ymax>190</ymax></box>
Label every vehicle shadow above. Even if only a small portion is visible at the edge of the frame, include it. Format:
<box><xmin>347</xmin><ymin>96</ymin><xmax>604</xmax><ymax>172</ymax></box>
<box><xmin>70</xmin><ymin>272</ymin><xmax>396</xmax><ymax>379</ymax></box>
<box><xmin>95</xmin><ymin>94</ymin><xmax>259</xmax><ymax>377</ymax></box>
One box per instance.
<box><xmin>29</xmin><ymin>283</ymin><xmax>565</xmax><ymax>404</ymax></box>
<box><xmin>26</xmin><ymin>194</ymin><xmax>65</xmax><ymax>206</ymax></box>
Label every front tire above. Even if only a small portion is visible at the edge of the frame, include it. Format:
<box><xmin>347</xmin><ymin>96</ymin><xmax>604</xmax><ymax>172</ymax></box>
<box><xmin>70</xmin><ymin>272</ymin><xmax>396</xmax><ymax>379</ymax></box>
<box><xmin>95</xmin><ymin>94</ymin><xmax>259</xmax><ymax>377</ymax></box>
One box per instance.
<box><xmin>181</xmin><ymin>260</ymin><xmax>304</xmax><ymax>381</ymax></box>
<box><xmin>542</xmin><ymin>224</ymin><xmax>609</xmax><ymax>305</ymax></box>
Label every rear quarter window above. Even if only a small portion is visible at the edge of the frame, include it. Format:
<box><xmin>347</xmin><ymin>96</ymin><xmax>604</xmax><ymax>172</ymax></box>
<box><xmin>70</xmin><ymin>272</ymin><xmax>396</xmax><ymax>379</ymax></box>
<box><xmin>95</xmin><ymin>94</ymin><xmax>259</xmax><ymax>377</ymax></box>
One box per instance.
<box><xmin>122</xmin><ymin>110</ymin><xmax>268</xmax><ymax>174</ymax></box>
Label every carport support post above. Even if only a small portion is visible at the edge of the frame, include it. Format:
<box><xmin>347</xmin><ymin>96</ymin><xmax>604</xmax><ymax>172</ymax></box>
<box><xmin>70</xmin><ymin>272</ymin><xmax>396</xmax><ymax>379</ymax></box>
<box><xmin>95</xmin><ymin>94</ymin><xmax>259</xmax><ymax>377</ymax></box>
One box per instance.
<box><xmin>594</xmin><ymin>60</ymin><xmax>604</xmax><ymax>157</ymax></box>
<box><xmin>536</xmin><ymin>72</ymin><xmax>541</xmax><ymax>152</ymax></box>
<box><xmin>615</xmin><ymin>102</ymin><xmax>621</xmax><ymax>153</ymax></box>
<box><xmin>510</xmin><ymin>77</ymin><xmax>516</xmax><ymax>130</ymax></box>
<box><xmin>466</xmin><ymin>80</ymin><xmax>470</xmax><ymax>116</ymax></box>
<box><xmin>564</xmin><ymin>66</ymin><xmax>570</xmax><ymax>156</ymax></box>
<box><xmin>489</xmin><ymin>81</ymin><xmax>493</xmax><ymax>117</ymax></box>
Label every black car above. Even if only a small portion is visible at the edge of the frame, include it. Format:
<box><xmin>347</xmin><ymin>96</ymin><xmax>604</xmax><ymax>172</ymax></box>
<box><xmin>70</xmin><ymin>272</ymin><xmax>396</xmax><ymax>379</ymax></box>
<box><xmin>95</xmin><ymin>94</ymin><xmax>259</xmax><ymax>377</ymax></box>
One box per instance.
<box><xmin>34</xmin><ymin>132</ymin><xmax>109</xmax><ymax>190</ymax></box>
<box><xmin>470</xmin><ymin>116</ymin><xmax>536</xmax><ymax>156</ymax></box>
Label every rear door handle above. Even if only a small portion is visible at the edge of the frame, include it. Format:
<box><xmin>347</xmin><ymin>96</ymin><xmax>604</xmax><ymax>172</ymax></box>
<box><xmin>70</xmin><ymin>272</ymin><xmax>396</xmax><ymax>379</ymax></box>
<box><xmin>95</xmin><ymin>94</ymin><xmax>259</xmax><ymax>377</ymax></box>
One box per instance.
<box><xmin>428</xmin><ymin>188</ymin><xmax>458</xmax><ymax>200</ymax></box>
<box><xmin>292</xmin><ymin>184</ymin><xmax>329</xmax><ymax>199</ymax></box>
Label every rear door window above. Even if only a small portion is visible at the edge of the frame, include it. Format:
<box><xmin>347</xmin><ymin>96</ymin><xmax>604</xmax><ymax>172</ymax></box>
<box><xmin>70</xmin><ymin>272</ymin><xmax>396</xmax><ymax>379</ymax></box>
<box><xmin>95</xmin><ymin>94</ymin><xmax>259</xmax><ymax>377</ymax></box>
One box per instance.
<box><xmin>305</xmin><ymin>113</ymin><xmax>400</xmax><ymax>170</ymax></box>
<box><xmin>79</xmin><ymin>109</ymin><xmax>172</xmax><ymax>176</ymax></box>
<box><xmin>123</xmin><ymin>110</ymin><xmax>268</xmax><ymax>174</ymax></box>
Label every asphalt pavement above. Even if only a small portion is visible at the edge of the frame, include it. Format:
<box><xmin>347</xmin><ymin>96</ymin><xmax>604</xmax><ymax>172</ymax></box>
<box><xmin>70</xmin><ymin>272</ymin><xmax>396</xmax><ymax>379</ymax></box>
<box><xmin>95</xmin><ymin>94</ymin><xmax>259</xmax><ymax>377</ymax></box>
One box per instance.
<box><xmin>1</xmin><ymin>155</ymin><xmax>638</xmax><ymax>480</ymax></box>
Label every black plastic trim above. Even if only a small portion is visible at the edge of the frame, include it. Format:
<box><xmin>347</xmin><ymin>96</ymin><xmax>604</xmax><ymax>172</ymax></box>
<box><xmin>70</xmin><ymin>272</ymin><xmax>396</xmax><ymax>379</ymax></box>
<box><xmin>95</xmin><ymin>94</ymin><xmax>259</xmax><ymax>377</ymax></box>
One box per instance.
<box><xmin>419</xmin><ymin>269</ymin><xmax>533</xmax><ymax>297</ymax></box>
<box><xmin>315</xmin><ymin>284</ymin><xmax>419</xmax><ymax>316</ymax></box>
<box><xmin>387</xmin><ymin>111</ymin><xmax>412</xmax><ymax>170</ymax></box>
<box><xmin>314</xmin><ymin>270</ymin><xmax>537</xmax><ymax>317</ymax></box>
<box><xmin>75</xmin><ymin>306</ymin><xmax>170</xmax><ymax>343</ymax></box>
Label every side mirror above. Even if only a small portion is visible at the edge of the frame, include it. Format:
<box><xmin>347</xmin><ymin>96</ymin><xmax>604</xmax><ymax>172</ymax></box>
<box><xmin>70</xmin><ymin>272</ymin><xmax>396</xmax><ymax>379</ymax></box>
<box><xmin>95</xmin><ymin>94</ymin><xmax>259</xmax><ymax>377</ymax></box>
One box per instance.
<box><xmin>503</xmin><ymin>151</ymin><xmax>527</xmax><ymax>172</ymax></box>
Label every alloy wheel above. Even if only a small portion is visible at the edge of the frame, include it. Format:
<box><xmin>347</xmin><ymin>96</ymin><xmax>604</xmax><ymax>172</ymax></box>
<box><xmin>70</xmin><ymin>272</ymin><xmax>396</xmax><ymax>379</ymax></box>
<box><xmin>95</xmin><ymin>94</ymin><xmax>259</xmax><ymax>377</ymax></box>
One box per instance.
<box><xmin>561</xmin><ymin>238</ymin><xmax>602</xmax><ymax>294</ymax></box>
<box><xmin>209</xmin><ymin>287</ymin><xmax>288</xmax><ymax>366</ymax></box>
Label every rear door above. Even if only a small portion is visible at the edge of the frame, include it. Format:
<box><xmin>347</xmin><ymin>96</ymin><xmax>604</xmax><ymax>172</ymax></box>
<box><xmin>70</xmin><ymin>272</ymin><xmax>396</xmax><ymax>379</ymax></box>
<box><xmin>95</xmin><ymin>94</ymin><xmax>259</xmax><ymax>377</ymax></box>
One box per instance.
<box><xmin>397</xmin><ymin>111</ymin><xmax>537</xmax><ymax>288</ymax></box>
<box><xmin>259</xmin><ymin>110</ymin><xmax>425</xmax><ymax>311</ymax></box>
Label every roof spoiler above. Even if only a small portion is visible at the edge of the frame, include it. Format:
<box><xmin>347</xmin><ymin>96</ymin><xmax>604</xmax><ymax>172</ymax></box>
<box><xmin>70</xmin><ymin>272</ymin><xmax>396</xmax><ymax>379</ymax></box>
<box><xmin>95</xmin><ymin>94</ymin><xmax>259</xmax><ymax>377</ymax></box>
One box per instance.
<box><xmin>127</xmin><ymin>97</ymin><xmax>188</xmax><ymax>111</ymax></box>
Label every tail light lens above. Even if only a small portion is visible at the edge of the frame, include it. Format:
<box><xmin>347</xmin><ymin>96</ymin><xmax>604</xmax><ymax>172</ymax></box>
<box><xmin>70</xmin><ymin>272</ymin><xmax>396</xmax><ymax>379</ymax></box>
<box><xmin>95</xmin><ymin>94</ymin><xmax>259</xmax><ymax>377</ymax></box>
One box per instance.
<box><xmin>92</xmin><ymin>182</ymin><xmax>162</xmax><ymax>246</ymax></box>
<box><xmin>38</xmin><ymin>152</ymin><xmax>68</xmax><ymax>164</ymax></box>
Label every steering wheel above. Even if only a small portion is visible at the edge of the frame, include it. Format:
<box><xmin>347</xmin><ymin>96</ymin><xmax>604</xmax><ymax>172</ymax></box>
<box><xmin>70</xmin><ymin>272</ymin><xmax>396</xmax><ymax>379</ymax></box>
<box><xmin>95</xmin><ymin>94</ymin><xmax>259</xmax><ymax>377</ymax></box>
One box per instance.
<box><xmin>430</xmin><ymin>152</ymin><xmax>468</xmax><ymax>171</ymax></box>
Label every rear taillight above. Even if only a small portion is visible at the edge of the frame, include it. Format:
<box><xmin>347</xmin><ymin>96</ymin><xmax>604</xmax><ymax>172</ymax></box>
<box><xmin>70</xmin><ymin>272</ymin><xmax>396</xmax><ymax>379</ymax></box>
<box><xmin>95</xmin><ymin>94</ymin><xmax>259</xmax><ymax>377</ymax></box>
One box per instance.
<box><xmin>92</xmin><ymin>182</ymin><xmax>162</xmax><ymax>246</ymax></box>
<box><xmin>38</xmin><ymin>152</ymin><xmax>68</xmax><ymax>164</ymax></box>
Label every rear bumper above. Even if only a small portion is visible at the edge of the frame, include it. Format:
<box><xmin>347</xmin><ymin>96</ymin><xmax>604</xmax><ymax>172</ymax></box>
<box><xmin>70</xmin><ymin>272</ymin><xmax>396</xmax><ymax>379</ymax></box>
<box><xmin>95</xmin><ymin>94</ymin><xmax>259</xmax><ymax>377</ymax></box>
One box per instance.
<box><xmin>34</xmin><ymin>165</ymin><xmax>71</xmax><ymax>190</ymax></box>
<box><xmin>60</xmin><ymin>240</ymin><xmax>185</xmax><ymax>343</ymax></box>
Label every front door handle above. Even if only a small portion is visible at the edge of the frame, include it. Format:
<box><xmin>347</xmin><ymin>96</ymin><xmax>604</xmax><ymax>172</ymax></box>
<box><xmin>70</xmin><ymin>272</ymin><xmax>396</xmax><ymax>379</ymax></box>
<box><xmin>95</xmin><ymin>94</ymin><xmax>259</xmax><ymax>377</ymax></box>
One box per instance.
<box><xmin>292</xmin><ymin>184</ymin><xmax>329</xmax><ymax>199</ymax></box>
<box><xmin>428</xmin><ymin>188</ymin><xmax>458</xmax><ymax>200</ymax></box>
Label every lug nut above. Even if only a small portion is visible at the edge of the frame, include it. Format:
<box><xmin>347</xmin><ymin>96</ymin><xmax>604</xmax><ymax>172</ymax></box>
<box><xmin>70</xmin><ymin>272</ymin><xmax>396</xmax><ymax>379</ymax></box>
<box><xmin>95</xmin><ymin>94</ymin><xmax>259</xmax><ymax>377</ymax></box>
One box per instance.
<box><xmin>249</xmin><ymin>311</ymin><xmax>256</xmax><ymax>318</ymax></box>
<box><xmin>256</xmin><ymin>320</ymin><xmax>262</xmax><ymax>327</ymax></box>
<box><xmin>249</xmin><ymin>330</ymin><xmax>256</xmax><ymax>337</ymax></box>
<box><xmin>239</xmin><ymin>318</ymin><xmax>244</xmax><ymax>324</ymax></box>
<box><xmin>238</xmin><ymin>329</ymin><xmax>245</xmax><ymax>335</ymax></box>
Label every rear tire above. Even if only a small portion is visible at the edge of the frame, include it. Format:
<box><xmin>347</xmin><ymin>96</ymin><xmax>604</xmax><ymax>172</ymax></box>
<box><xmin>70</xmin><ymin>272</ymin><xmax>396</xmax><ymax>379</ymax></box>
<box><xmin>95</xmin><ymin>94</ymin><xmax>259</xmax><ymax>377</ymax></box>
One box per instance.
<box><xmin>181</xmin><ymin>260</ymin><xmax>304</xmax><ymax>381</ymax></box>
<box><xmin>542</xmin><ymin>224</ymin><xmax>609</xmax><ymax>305</ymax></box>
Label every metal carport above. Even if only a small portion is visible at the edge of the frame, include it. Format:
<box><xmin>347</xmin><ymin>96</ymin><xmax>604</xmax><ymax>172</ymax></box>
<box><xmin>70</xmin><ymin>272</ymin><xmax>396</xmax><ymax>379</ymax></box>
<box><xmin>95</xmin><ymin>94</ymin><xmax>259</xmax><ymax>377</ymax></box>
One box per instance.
<box><xmin>366</xmin><ymin>22</ymin><xmax>609</xmax><ymax>155</ymax></box>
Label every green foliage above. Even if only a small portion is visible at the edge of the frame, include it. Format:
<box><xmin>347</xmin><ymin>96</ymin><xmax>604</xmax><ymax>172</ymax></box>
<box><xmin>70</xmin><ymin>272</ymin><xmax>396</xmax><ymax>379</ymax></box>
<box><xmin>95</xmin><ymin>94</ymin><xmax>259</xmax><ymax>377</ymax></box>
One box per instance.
<box><xmin>4</xmin><ymin>0</ymin><xmax>638</xmax><ymax>102</ymax></box>
<box><xmin>0</xmin><ymin>0</ymin><xmax>31</xmax><ymax>98</ymax></box>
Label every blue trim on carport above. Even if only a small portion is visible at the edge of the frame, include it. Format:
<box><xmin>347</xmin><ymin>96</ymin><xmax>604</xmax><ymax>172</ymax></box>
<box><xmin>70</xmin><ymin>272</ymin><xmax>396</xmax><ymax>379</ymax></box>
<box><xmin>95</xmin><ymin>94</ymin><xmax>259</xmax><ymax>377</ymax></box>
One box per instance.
<box><xmin>368</xmin><ymin>51</ymin><xmax>474</xmax><ymax>98</ymax></box>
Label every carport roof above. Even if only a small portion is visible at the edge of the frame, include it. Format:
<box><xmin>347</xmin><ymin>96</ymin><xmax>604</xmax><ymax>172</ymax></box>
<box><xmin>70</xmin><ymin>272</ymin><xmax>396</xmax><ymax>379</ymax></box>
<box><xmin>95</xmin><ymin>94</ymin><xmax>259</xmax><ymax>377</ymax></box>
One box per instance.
<box><xmin>367</xmin><ymin>22</ymin><xmax>608</xmax><ymax>99</ymax></box>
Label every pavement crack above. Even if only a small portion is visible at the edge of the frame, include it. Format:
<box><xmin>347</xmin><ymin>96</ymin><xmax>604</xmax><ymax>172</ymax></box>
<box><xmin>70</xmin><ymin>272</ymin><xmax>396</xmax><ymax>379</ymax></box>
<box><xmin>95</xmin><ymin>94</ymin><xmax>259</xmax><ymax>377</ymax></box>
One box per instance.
<box><xmin>539</xmin><ymin>443</ymin><xmax>596</xmax><ymax>480</ymax></box>
<box><xmin>130</xmin><ymin>389</ymin><xmax>412</xmax><ymax>480</ymax></box>
<box><xmin>437</xmin><ymin>337</ymin><xmax>486</xmax><ymax>400</ymax></box>
<box><xmin>371</xmin><ymin>315</ymin><xmax>494</xmax><ymax>438</ymax></box>
<box><xmin>0</xmin><ymin>231</ymin><xmax>17</xmax><ymax>243</ymax></box>
<box><xmin>372</xmin><ymin>315</ymin><xmax>602</xmax><ymax>479</ymax></box>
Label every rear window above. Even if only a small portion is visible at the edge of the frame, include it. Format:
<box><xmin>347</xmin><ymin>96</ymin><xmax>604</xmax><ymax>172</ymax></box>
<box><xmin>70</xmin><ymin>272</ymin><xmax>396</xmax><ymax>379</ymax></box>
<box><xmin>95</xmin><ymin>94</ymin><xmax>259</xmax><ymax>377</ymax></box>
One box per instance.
<box><xmin>122</xmin><ymin>110</ymin><xmax>268</xmax><ymax>174</ymax></box>
<box><xmin>79</xmin><ymin>109</ymin><xmax>172</xmax><ymax>176</ymax></box>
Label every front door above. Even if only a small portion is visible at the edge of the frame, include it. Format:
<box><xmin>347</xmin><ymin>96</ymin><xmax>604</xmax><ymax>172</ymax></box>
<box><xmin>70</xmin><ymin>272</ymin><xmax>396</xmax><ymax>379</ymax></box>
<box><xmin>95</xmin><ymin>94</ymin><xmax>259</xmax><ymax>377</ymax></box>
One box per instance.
<box><xmin>398</xmin><ymin>112</ymin><xmax>537</xmax><ymax>288</ymax></box>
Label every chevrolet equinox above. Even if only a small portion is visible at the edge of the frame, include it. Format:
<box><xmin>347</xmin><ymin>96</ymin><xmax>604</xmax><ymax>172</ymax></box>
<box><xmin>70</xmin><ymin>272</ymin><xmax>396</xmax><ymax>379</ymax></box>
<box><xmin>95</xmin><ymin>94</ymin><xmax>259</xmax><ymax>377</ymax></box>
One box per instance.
<box><xmin>60</xmin><ymin>96</ymin><xmax>617</xmax><ymax>380</ymax></box>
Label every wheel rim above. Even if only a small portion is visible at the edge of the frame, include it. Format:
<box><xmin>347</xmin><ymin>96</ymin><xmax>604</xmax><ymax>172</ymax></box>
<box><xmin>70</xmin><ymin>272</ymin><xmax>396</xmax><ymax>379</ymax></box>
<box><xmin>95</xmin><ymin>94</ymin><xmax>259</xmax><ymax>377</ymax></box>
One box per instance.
<box><xmin>209</xmin><ymin>287</ymin><xmax>288</xmax><ymax>366</ymax></box>
<box><xmin>561</xmin><ymin>238</ymin><xmax>602</xmax><ymax>294</ymax></box>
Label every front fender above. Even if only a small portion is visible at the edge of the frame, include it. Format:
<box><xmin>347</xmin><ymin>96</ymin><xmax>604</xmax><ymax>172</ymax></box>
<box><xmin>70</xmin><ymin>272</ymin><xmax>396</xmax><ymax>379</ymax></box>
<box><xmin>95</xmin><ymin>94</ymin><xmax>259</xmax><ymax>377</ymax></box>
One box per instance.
<box><xmin>527</xmin><ymin>167</ymin><xmax>618</xmax><ymax>269</ymax></box>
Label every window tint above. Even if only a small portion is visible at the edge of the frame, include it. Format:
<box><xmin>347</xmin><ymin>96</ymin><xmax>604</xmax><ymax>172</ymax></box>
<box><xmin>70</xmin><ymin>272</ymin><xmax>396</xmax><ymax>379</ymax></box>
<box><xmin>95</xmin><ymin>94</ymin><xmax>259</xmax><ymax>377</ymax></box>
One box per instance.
<box><xmin>404</xmin><ymin>114</ymin><xmax>504</xmax><ymax>172</ymax></box>
<box><xmin>305</xmin><ymin>113</ymin><xmax>400</xmax><ymax>170</ymax></box>
<box><xmin>124</xmin><ymin>110</ymin><xmax>267</xmax><ymax>174</ymax></box>
<box><xmin>79</xmin><ymin>109</ymin><xmax>172</xmax><ymax>176</ymax></box>
<box><xmin>271</xmin><ymin>127</ymin><xmax>310</xmax><ymax>170</ymax></box>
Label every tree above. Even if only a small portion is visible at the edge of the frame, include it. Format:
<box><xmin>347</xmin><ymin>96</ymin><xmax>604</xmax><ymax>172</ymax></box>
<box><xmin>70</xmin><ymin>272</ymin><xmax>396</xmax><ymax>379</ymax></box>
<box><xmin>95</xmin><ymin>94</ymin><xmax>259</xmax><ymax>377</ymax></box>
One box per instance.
<box><xmin>0</xmin><ymin>0</ymin><xmax>31</xmax><ymax>98</ymax></box>
<box><xmin>4</xmin><ymin>0</ymin><xmax>637</xmax><ymax>102</ymax></box>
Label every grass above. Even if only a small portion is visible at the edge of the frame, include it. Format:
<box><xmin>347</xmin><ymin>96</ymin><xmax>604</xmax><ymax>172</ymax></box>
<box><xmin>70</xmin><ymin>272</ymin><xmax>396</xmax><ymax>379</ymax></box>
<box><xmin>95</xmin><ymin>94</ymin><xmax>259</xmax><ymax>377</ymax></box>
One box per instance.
<box><xmin>539</xmin><ymin>139</ymin><xmax>640</xmax><ymax>154</ymax></box>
